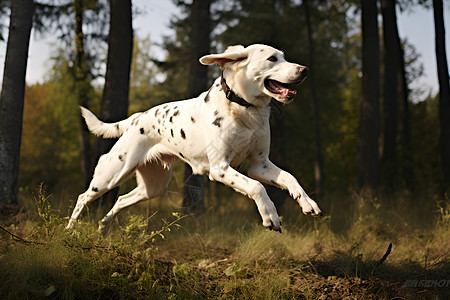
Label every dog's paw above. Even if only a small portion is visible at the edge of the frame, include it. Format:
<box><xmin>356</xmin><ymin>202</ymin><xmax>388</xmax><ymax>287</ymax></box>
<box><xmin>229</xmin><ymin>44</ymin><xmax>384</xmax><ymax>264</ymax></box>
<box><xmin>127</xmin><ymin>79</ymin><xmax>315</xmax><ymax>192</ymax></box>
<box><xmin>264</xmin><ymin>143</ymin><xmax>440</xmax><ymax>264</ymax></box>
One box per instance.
<box><xmin>261</xmin><ymin>209</ymin><xmax>281</xmax><ymax>232</ymax></box>
<box><xmin>298</xmin><ymin>196</ymin><xmax>322</xmax><ymax>216</ymax></box>
<box><xmin>307</xmin><ymin>198</ymin><xmax>322</xmax><ymax>216</ymax></box>
<box><xmin>263</xmin><ymin>219</ymin><xmax>282</xmax><ymax>232</ymax></box>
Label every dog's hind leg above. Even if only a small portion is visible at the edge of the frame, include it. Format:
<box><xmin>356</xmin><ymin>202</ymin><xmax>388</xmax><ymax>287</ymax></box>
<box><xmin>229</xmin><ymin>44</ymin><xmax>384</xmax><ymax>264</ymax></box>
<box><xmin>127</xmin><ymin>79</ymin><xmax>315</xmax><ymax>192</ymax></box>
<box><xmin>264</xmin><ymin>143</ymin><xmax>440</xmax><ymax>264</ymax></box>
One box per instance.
<box><xmin>98</xmin><ymin>162</ymin><xmax>172</xmax><ymax>234</ymax></box>
<box><xmin>66</xmin><ymin>157</ymin><xmax>135</xmax><ymax>229</ymax></box>
<box><xmin>67</xmin><ymin>137</ymin><xmax>146</xmax><ymax>229</ymax></box>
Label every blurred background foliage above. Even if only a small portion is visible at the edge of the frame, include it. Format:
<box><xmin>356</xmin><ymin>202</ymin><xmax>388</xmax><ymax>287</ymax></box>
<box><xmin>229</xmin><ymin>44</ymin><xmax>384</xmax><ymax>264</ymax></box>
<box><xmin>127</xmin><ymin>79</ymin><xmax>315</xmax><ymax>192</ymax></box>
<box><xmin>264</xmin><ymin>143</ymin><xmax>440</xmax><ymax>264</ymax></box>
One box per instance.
<box><xmin>12</xmin><ymin>0</ymin><xmax>445</xmax><ymax>206</ymax></box>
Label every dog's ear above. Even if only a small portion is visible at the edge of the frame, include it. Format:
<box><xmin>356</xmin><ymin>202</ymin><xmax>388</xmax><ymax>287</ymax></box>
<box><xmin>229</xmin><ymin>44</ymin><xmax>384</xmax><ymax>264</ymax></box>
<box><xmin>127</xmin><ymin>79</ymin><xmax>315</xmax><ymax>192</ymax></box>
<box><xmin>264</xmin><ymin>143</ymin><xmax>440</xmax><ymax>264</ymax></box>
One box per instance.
<box><xmin>200</xmin><ymin>45</ymin><xmax>248</xmax><ymax>70</ymax></box>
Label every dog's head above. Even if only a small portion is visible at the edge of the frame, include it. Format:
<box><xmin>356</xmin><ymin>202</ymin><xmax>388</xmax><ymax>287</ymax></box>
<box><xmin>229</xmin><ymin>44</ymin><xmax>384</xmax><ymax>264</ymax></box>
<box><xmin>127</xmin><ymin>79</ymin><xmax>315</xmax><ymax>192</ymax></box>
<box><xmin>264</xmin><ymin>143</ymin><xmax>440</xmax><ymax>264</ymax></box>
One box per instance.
<box><xmin>200</xmin><ymin>44</ymin><xmax>309</xmax><ymax>105</ymax></box>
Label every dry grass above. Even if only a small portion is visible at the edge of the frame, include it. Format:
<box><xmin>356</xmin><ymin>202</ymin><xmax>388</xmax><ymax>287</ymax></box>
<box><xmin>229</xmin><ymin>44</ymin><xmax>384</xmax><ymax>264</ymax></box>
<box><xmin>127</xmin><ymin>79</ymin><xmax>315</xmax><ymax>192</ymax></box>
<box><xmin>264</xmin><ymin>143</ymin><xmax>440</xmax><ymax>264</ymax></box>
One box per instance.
<box><xmin>0</xmin><ymin>187</ymin><xmax>449</xmax><ymax>299</ymax></box>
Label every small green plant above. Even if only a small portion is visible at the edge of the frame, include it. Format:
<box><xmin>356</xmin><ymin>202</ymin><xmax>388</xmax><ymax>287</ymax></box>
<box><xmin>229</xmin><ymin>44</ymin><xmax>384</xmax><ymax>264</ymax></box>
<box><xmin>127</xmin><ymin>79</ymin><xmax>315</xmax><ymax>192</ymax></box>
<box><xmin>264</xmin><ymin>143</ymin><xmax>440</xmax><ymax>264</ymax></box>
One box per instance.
<box><xmin>119</xmin><ymin>212</ymin><xmax>186</xmax><ymax>247</ymax></box>
<box><xmin>33</xmin><ymin>184</ymin><xmax>63</xmax><ymax>238</ymax></box>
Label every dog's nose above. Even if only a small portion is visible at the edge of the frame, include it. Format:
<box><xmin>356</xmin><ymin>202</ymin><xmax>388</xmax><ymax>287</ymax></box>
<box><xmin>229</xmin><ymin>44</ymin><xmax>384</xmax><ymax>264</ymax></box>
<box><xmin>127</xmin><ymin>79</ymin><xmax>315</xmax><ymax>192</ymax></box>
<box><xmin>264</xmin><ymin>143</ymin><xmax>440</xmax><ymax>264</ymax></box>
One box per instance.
<box><xmin>298</xmin><ymin>66</ymin><xmax>310</xmax><ymax>76</ymax></box>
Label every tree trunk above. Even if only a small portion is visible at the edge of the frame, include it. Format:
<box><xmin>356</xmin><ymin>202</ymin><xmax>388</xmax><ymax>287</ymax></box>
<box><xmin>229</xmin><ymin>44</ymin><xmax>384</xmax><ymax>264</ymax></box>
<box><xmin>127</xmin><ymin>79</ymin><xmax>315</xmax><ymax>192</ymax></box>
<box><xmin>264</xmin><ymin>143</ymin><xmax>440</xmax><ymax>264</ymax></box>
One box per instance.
<box><xmin>398</xmin><ymin>44</ymin><xmax>413</xmax><ymax>190</ymax></box>
<box><xmin>0</xmin><ymin>0</ymin><xmax>34</xmax><ymax>204</ymax></box>
<box><xmin>380</xmin><ymin>0</ymin><xmax>399</xmax><ymax>191</ymax></box>
<box><xmin>433</xmin><ymin>0</ymin><xmax>450</xmax><ymax>189</ymax></box>
<box><xmin>356</xmin><ymin>0</ymin><xmax>381</xmax><ymax>194</ymax></box>
<box><xmin>304</xmin><ymin>0</ymin><xmax>324</xmax><ymax>198</ymax></box>
<box><xmin>97</xmin><ymin>0</ymin><xmax>133</xmax><ymax>206</ymax></box>
<box><xmin>74</xmin><ymin>0</ymin><xmax>93</xmax><ymax>189</ymax></box>
<box><xmin>182</xmin><ymin>0</ymin><xmax>211</xmax><ymax>214</ymax></box>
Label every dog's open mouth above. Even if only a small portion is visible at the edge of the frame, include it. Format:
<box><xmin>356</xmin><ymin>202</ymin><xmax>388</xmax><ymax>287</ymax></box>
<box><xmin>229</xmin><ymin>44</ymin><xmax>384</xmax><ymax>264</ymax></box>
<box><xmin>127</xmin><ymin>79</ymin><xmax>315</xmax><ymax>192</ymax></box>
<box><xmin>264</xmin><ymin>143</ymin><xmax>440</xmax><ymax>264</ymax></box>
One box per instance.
<box><xmin>264</xmin><ymin>79</ymin><xmax>298</xmax><ymax>99</ymax></box>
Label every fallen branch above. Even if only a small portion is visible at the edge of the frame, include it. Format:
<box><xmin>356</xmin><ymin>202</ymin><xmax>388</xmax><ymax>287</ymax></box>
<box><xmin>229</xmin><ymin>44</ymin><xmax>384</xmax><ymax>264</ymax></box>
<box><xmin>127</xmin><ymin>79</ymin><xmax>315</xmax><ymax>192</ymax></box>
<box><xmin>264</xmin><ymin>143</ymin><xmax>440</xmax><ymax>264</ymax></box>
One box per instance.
<box><xmin>0</xmin><ymin>224</ymin><xmax>45</xmax><ymax>245</ymax></box>
<box><xmin>371</xmin><ymin>242</ymin><xmax>392</xmax><ymax>275</ymax></box>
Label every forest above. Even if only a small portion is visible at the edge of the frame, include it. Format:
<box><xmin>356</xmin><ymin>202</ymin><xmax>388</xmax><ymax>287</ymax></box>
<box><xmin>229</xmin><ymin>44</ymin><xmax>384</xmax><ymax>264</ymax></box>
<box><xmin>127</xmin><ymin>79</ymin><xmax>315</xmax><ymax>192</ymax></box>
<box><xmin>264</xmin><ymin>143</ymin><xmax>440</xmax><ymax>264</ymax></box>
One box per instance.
<box><xmin>0</xmin><ymin>0</ymin><xmax>449</xmax><ymax>299</ymax></box>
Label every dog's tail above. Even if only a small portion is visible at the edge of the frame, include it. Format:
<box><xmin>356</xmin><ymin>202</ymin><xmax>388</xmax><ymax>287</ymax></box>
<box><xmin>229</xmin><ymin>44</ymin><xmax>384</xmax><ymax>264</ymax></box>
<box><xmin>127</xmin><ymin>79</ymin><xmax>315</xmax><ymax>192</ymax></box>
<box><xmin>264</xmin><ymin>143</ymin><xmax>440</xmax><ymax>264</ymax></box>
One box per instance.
<box><xmin>80</xmin><ymin>106</ymin><xmax>128</xmax><ymax>138</ymax></box>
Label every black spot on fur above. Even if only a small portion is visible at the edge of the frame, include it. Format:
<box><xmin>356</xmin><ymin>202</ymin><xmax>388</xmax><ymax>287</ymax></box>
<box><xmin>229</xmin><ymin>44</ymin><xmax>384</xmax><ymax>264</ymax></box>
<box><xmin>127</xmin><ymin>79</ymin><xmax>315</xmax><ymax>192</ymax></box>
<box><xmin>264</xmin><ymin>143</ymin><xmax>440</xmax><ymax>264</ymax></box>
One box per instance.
<box><xmin>179</xmin><ymin>152</ymin><xmax>184</xmax><ymax>158</ymax></box>
<box><xmin>215</xmin><ymin>83</ymin><xmax>219</xmax><ymax>87</ymax></box>
<box><xmin>173</xmin><ymin>110</ymin><xmax>179</xmax><ymax>117</ymax></box>
<box><xmin>158</xmin><ymin>129</ymin><xmax>161</xmax><ymax>135</ymax></box>
<box><xmin>115</xmin><ymin>124</ymin><xmax>120</xmax><ymax>131</ymax></box>
<box><xmin>140</xmin><ymin>128</ymin><xmax>145</xmax><ymax>134</ymax></box>
<box><xmin>152</xmin><ymin>125</ymin><xmax>156</xmax><ymax>129</ymax></box>
<box><xmin>169</xmin><ymin>116</ymin><xmax>173</xmax><ymax>123</ymax></box>
<box><xmin>212</xmin><ymin>117</ymin><xmax>223</xmax><ymax>127</ymax></box>
<box><xmin>191</xmin><ymin>117</ymin><xmax>195</xmax><ymax>123</ymax></box>
<box><xmin>263</xmin><ymin>164</ymin><xmax>267</xmax><ymax>169</ymax></box>
<box><xmin>231</xmin><ymin>181</ymin><xmax>235</xmax><ymax>185</ymax></box>
<box><xmin>118</xmin><ymin>155</ymin><xmax>123</xmax><ymax>161</ymax></box>
<box><xmin>171</xmin><ymin>129</ymin><xmax>174</xmax><ymax>137</ymax></box>
<box><xmin>92</xmin><ymin>187</ymin><xmax>98</xmax><ymax>192</ymax></box>
<box><xmin>204</xmin><ymin>91</ymin><xmax>210</xmax><ymax>103</ymax></box>
<box><xmin>214</xmin><ymin>110</ymin><xmax>219</xmax><ymax>116</ymax></box>
<box><xmin>164</xmin><ymin>109</ymin><xmax>170</xmax><ymax>117</ymax></box>
<box><xmin>180</xmin><ymin>129</ymin><xmax>186</xmax><ymax>139</ymax></box>
<box><xmin>220</xmin><ymin>174</ymin><xmax>225</xmax><ymax>178</ymax></box>
<box><xmin>131</xmin><ymin>116</ymin><xmax>140</xmax><ymax>126</ymax></box>
<box><xmin>155</xmin><ymin>109</ymin><xmax>160</xmax><ymax>116</ymax></box>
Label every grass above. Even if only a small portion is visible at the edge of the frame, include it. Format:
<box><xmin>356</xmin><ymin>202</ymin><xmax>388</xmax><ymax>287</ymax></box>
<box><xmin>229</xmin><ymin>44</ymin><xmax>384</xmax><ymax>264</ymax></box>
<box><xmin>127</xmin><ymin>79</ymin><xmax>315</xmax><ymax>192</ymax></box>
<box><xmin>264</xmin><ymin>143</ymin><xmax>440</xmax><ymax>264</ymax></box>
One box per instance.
<box><xmin>0</xmin><ymin>186</ymin><xmax>449</xmax><ymax>299</ymax></box>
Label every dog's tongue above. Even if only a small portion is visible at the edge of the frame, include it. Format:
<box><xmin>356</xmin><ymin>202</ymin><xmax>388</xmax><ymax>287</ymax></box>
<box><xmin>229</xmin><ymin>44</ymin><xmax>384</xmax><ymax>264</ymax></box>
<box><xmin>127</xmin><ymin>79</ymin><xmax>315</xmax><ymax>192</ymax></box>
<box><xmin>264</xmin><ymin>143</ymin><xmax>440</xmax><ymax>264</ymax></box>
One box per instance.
<box><xmin>272</xmin><ymin>81</ymin><xmax>297</xmax><ymax>98</ymax></box>
<box><xmin>282</xmin><ymin>87</ymin><xmax>297</xmax><ymax>98</ymax></box>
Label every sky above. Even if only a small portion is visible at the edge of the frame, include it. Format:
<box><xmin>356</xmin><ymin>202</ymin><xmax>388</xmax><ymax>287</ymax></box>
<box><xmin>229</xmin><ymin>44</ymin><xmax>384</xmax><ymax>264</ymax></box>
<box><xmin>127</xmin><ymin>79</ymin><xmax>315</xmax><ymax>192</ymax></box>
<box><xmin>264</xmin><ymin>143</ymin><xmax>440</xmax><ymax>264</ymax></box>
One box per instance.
<box><xmin>0</xmin><ymin>0</ymin><xmax>449</xmax><ymax>98</ymax></box>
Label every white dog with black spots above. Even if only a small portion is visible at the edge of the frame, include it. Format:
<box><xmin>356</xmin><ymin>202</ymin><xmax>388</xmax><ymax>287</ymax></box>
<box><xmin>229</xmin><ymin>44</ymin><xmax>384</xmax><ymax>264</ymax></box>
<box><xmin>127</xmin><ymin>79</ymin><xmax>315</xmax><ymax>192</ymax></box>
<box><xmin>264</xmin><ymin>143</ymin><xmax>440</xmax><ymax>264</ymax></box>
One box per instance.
<box><xmin>66</xmin><ymin>44</ymin><xmax>322</xmax><ymax>234</ymax></box>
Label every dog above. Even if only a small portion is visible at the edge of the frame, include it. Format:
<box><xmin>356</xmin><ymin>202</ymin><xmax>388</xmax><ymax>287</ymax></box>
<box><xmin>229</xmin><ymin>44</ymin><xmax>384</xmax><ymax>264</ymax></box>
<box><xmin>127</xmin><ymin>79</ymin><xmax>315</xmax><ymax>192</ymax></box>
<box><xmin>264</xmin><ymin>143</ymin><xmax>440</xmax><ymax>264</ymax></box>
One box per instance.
<box><xmin>66</xmin><ymin>44</ymin><xmax>322</xmax><ymax>233</ymax></box>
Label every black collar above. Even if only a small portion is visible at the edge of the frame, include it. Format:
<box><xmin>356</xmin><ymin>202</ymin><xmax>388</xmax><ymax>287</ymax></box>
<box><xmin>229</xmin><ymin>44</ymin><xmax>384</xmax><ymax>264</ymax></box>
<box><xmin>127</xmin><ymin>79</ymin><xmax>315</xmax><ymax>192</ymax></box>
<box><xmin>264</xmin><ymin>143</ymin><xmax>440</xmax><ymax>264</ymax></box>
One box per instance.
<box><xmin>220</xmin><ymin>74</ymin><xmax>253</xmax><ymax>108</ymax></box>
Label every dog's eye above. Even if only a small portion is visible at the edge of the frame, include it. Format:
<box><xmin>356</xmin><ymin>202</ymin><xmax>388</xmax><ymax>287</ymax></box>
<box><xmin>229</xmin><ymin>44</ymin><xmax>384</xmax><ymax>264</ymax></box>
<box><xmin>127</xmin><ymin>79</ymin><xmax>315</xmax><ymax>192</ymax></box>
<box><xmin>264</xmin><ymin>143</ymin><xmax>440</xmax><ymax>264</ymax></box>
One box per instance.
<box><xmin>267</xmin><ymin>56</ymin><xmax>278</xmax><ymax>62</ymax></box>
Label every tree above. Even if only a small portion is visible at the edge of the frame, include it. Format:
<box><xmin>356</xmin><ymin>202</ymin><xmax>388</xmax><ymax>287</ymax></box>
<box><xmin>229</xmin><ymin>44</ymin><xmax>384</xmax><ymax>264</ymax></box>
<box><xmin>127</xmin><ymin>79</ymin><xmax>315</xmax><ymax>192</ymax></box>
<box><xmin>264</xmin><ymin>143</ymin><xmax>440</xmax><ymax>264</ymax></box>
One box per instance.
<box><xmin>97</xmin><ymin>0</ymin><xmax>133</xmax><ymax>206</ymax></box>
<box><xmin>380</xmin><ymin>0</ymin><xmax>400</xmax><ymax>190</ymax></box>
<box><xmin>182</xmin><ymin>0</ymin><xmax>211</xmax><ymax>213</ymax></box>
<box><xmin>398</xmin><ymin>40</ymin><xmax>413</xmax><ymax>190</ymax></box>
<box><xmin>356</xmin><ymin>0</ymin><xmax>381</xmax><ymax>193</ymax></box>
<box><xmin>303</xmin><ymin>0</ymin><xmax>324</xmax><ymax>198</ymax></box>
<box><xmin>432</xmin><ymin>0</ymin><xmax>450</xmax><ymax>190</ymax></box>
<box><xmin>0</xmin><ymin>0</ymin><xmax>34</xmax><ymax>204</ymax></box>
<box><xmin>379</xmin><ymin>0</ymin><xmax>414</xmax><ymax>191</ymax></box>
<box><xmin>74</xmin><ymin>0</ymin><xmax>95</xmax><ymax>188</ymax></box>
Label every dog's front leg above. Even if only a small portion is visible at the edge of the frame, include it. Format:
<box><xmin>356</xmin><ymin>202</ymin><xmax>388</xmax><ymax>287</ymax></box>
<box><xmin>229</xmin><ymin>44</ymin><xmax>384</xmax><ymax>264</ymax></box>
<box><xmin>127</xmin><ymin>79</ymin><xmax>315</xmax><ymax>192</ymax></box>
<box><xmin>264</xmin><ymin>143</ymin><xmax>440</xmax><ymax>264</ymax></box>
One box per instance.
<box><xmin>248</xmin><ymin>159</ymin><xmax>322</xmax><ymax>216</ymax></box>
<box><xmin>209</xmin><ymin>163</ymin><xmax>281</xmax><ymax>231</ymax></box>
